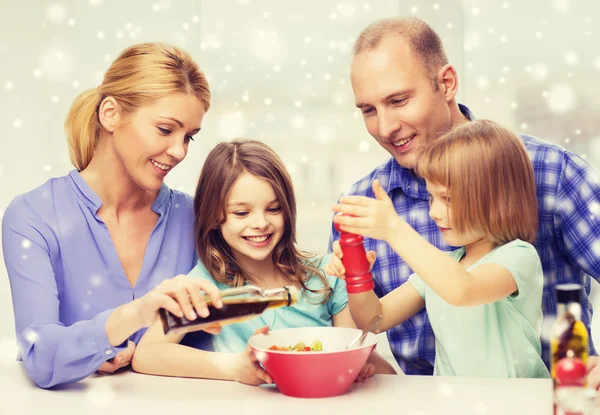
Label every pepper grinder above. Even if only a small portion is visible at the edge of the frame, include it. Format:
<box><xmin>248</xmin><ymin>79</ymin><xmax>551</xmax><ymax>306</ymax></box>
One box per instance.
<box><xmin>334</xmin><ymin>215</ymin><xmax>375</xmax><ymax>294</ymax></box>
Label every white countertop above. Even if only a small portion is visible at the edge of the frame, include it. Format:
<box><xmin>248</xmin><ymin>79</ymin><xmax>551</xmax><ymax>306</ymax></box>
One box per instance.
<box><xmin>0</xmin><ymin>362</ymin><xmax>556</xmax><ymax>415</ymax></box>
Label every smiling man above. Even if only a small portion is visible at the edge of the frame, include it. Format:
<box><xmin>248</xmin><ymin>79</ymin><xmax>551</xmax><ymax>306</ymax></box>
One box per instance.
<box><xmin>329</xmin><ymin>17</ymin><xmax>600</xmax><ymax>382</ymax></box>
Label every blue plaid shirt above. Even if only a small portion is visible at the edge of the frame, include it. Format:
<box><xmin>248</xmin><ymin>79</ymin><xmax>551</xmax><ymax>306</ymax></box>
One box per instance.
<box><xmin>329</xmin><ymin>104</ymin><xmax>600</xmax><ymax>375</ymax></box>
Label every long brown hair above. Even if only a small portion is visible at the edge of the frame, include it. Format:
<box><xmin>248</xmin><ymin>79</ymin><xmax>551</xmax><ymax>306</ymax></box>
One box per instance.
<box><xmin>65</xmin><ymin>42</ymin><xmax>211</xmax><ymax>171</ymax></box>
<box><xmin>415</xmin><ymin>119</ymin><xmax>538</xmax><ymax>245</ymax></box>
<box><xmin>194</xmin><ymin>139</ymin><xmax>332</xmax><ymax>303</ymax></box>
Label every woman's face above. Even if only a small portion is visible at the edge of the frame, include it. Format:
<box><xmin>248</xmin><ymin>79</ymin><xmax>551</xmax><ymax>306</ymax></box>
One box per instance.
<box><xmin>110</xmin><ymin>93</ymin><xmax>206</xmax><ymax>192</ymax></box>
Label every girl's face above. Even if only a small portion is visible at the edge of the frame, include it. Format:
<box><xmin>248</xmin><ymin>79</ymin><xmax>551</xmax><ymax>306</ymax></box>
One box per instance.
<box><xmin>220</xmin><ymin>171</ymin><xmax>285</xmax><ymax>269</ymax></box>
<box><xmin>426</xmin><ymin>181</ymin><xmax>486</xmax><ymax>248</ymax></box>
<box><xmin>110</xmin><ymin>93</ymin><xmax>206</xmax><ymax>192</ymax></box>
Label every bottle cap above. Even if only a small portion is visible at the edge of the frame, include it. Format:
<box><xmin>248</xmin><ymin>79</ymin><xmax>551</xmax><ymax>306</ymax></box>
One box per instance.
<box><xmin>556</xmin><ymin>284</ymin><xmax>582</xmax><ymax>304</ymax></box>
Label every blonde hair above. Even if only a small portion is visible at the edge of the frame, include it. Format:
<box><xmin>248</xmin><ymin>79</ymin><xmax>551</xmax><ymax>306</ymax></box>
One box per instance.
<box><xmin>353</xmin><ymin>17</ymin><xmax>448</xmax><ymax>90</ymax></box>
<box><xmin>65</xmin><ymin>42</ymin><xmax>211</xmax><ymax>171</ymax></box>
<box><xmin>415</xmin><ymin>120</ymin><xmax>538</xmax><ymax>245</ymax></box>
<box><xmin>193</xmin><ymin>139</ymin><xmax>332</xmax><ymax>304</ymax></box>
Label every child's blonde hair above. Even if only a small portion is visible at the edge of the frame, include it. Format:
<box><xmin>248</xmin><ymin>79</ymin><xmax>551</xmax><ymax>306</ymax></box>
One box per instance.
<box><xmin>415</xmin><ymin>119</ymin><xmax>538</xmax><ymax>245</ymax></box>
<box><xmin>193</xmin><ymin>139</ymin><xmax>332</xmax><ymax>303</ymax></box>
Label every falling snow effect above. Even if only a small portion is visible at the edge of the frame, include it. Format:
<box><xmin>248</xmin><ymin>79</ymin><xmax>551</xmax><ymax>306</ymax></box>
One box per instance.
<box><xmin>438</xmin><ymin>382</ymin><xmax>455</xmax><ymax>397</ymax></box>
<box><xmin>546</xmin><ymin>83</ymin><xmax>577</xmax><ymax>113</ymax></box>
<box><xmin>46</xmin><ymin>3</ymin><xmax>67</xmax><ymax>24</ymax></box>
<box><xmin>89</xmin><ymin>275</ymin><xmax>104</xmax><ymax>288</ymax></box>
<box><xmin>40</xmin><ymin>46</ymin><xmax>75</xmax><ymax>82</ymax></box>
<box><xmin>218</xmin><ymin>111</ymin><xmax>248</xmax><ymax>139</ymax></box>
<box><xmin>22</xmin><ymin>329</ymin><xmax>40</xmax><ymax>345</ymax></box>
<box><xmin>1</xmin><ymin>5</ymin><xmax>600</xmax><ymax>396</ymax></box>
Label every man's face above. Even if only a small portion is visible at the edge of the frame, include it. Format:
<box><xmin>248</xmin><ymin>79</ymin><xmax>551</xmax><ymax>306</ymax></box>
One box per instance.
<box><xmin>351</xmin><ymin>36</ymin><xmax>453</xmax><ymax>170</ymax></box>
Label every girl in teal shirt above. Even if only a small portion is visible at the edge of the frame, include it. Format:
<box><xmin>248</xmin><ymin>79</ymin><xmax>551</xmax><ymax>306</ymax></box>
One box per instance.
<box><xmin>328</xmin><ymin>120</ymin><xmax>550</xmax><ymax>379</ymax></box>
<box><xmin>133</xmin><ymin>139</ymin><xmax>396</xmax><ymax>384</ymax></box>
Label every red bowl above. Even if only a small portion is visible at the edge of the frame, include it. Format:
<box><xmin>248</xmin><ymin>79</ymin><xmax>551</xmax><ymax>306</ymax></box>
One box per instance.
<box><xmin>248</xmin><ymin>326</ymin><xmax>377</xmax><ymax>398</ymax></box>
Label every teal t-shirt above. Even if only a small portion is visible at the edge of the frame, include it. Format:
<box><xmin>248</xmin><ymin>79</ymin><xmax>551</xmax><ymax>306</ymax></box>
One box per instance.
<box><xmin>409</xmin><ymin>239</ymin><xmax>550</xmax><ymax>378</ymax></box>
<box><xmin>188</xmin><ymin>254</ymin><xmax>348</xmax><ymax>353</ymax></box>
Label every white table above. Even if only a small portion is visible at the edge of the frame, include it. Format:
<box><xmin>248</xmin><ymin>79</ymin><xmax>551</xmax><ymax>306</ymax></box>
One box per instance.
<box><xmin>0</xmin><ymin>362</ymin><xmax>557</xmax><ymax>415</ymax></box>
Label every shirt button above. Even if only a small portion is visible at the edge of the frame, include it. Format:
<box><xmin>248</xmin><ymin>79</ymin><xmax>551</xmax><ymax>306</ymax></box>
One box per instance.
<box><xmin>105</xmin><ymin>349</ymin><xmax>113</xmax><ymax>355</ymax></box>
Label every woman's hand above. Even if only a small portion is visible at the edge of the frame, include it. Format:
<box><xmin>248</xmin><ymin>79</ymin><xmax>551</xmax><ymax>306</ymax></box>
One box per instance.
<box><xmin>96</xmin><ymin>340</ymin><xmax>136</xmax><ymax>374</ymax></box>
<box><xmin>133</xmin><ymin>275</ymin><xmax>223</xmax><ymax>328</ymax></box>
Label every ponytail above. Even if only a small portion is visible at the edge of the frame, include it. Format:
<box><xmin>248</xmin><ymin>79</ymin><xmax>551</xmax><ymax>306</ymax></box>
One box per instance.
<box><xmin>64</xmin><ymin>88</ymin><xmax>101</xmax><ymax>171</ymax></box>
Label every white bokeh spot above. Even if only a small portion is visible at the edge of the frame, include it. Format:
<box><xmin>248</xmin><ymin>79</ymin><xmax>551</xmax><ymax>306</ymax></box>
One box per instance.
<box><xmin>475</xmin><ymin>75</ymin><xmax>489</xmax><ymax>90</ymax></box>
<box><xmin>527</xmin><ymin>62</ymin><xmax>548</xmax><ymax>81</ymax></box>
<box><xmin>358</xmin><ymin>140</ymin><xmax>370</xmax><ymax>152</ymax></box>
<box><xmin>553</xmin><ymin>0</ymin><xmax>571</xmax><ymax>12</ymax></box>
<box><xmin>336</xmin><ymin>3</ymin><xmax>356</xmax><ymax>18</ymax></box>
<box><xmin>21</xmin><ymin>239</ymin><xmax>31</xmax><ymax>249</ymax></box>
<box><xmin>40</xmin><ymin>46</ymin><xmax>75</xmax><ymax>82</ymax></box>
<box><xmin>47</xmin><ymin>3</ymin><xmax>67</xmax><ymax>24</ymax></box>
<box><xmin>564</xmin><ymin>51</ymin><xmax>579</xmax><ymax>66</ymax></box>
<box><xmin>439</xmin><ymin>382</ymin><xmax>455</xmax><ymax>397</ymax></box>
<box><xmin>546</xmin><ymin>83</ymin><xmax>577</xmax><ymax>114</ymax></box>
<box><xmin>316</xmin><ymin>126</ymin><xmax>333</xmax><ymax>143</ymax></box>
<box><xmin>464</xmin><ymin>30</ymin><xmax>482</xmax><ymax>52</ymax></box>
<box><xmin>23</xmin><ymin>329</ymin><xmax>40</xmax><ymax>345</ymax></box>
<box><xmin>200</xmin><ymin>34</ymin><xmax>221</xmax><ymax>51</ymax></box>
<box><xmin>249</xmin><ymin>30</ymin><xmax>283</xmax><ymax>62</ymax></box>
<box><xmin>89</xmin><ymin>274</ymin><xmax>104</xmax><ymax>288</ymax></box>
<box><xmin>254</xmin><ymin>350</ymin><xmax>267</xmax><ymax>362</ymax></box>
<box><xmin>291</xmin><ymin>115</ymin><xmax>305</xmax><ymax>129</ymax></box>
<box><xmin>218</xmin><ymin>111</ymin><xmax>248</xmax><ymax>139</ymax></box>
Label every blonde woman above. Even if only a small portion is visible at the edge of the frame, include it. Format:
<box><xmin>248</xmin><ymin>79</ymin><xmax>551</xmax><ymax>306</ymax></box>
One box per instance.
<box><xmin>2</xmin><ymin>43</ymin><xmax>222</xmax><ymax>388</ymax></box>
